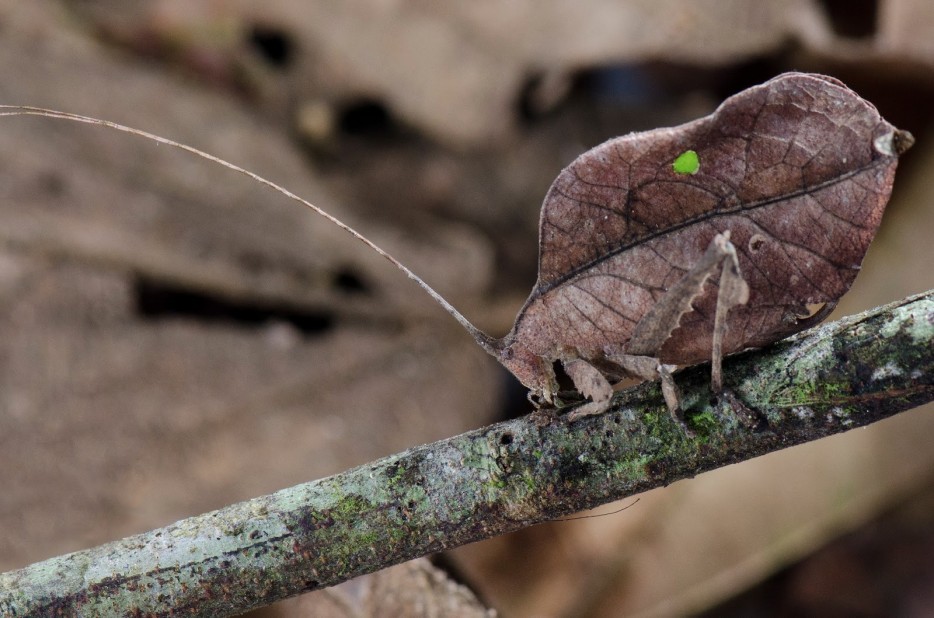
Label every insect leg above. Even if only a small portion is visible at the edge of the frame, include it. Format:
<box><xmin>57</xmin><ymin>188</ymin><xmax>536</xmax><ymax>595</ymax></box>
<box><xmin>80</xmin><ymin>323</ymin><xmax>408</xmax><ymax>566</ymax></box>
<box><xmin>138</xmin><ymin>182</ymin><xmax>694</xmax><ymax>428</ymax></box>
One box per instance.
<box><xmin>621</xmin><ymin>232</ymin><xmax>749</xmax><ymax>421</ymax></box>
<box><xmin>710</xmin><ymin>234</ymin><xmax>750</xmax><ymax>393</ymax></box>
<box><xmin>604</xmin><ymin>353</ymin><xmax>688</xmax><ymax>431</ymax></box>
<box><xmin>563</xmin><ymin>358</ymin><xmax>614</xmax><ymax>420</ymax></box>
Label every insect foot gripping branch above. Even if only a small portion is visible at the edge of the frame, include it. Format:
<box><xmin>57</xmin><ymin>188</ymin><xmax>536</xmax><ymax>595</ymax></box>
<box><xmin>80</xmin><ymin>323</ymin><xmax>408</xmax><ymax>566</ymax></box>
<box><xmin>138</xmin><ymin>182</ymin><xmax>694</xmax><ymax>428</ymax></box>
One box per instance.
<box><xmin>0</xmin><ymin>73</ymin><xmax>912</xmax><ymax>435</ymax></box>
<box><xmin>491</xmin><ymin>72</ymin><xmax>912</xmax><ymax>431</ymax></box>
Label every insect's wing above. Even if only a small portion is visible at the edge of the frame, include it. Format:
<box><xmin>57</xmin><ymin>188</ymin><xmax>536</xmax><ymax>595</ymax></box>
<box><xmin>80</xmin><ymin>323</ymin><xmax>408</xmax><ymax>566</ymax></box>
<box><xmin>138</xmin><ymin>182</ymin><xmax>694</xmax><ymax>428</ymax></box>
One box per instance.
<box><xmin>513</xmin><ymin>72</ymin><xmax>909</xmax><ymax>363</ymax></box>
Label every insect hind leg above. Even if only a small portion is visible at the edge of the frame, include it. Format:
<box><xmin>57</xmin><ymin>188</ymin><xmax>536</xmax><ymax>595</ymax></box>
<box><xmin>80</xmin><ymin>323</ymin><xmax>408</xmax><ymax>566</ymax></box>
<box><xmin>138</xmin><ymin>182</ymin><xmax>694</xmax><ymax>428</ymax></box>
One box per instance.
<box><xmin>620</xmin><ymin>232</ymin><xmax>750</xmax><ymax>425</ymax></box>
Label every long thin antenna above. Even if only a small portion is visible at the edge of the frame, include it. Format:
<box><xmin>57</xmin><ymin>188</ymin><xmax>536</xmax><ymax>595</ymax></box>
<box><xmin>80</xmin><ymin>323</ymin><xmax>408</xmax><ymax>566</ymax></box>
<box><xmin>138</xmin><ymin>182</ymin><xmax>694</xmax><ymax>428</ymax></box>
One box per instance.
<box><xmin>0</xmin><ymin>105</ymin><xmax>500</xmax><ymax>355</ymax></box>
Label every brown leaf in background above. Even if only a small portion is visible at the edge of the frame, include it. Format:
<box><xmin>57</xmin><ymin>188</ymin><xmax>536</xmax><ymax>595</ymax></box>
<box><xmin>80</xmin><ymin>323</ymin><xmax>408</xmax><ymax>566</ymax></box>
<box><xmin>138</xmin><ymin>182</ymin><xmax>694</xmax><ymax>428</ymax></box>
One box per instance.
<box><xmin>63</xmin><ymin>0</ymin><xmax>821</xmax><ymax>147</ymax></box>
<box><xmin>69</xmin><ymin>0</ymin><xmax>934</xmax><ymax>148</ymax></box>
<box><xmin>0</xmin><ymin>2</ymin><xmax>501</xmax><ymax>573</ymax></box>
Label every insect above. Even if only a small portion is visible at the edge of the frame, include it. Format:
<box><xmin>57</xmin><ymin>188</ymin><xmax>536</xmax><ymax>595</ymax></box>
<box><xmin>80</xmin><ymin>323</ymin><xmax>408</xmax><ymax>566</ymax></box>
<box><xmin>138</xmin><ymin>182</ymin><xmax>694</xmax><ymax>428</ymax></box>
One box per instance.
<box><xmin>1</xmin><ymin>73</ymin><xmax>913</xmax><ymax>430</ymax></box>
<box><xmin>489</xmin><ymin>72</ymin><xmax>914</xmax><ymax>427</ymax></box>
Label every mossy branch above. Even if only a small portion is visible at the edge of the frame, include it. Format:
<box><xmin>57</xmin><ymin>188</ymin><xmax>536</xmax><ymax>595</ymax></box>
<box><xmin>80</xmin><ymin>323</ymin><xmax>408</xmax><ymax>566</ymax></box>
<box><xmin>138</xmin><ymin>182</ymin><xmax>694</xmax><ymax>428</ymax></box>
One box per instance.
<box><xmin>1</xmin><ymin>291</ymin><xmax>931</xmax><ymax>617</ymax></box>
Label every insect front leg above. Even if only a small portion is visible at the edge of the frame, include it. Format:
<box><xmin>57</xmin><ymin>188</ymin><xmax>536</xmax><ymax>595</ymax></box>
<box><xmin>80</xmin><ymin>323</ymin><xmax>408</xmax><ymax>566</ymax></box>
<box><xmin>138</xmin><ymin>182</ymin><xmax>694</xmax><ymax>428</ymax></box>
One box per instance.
<box><xmin>563</xmin><ymin>358</ymin><xmax>614</xmax><ymax>421</ymax></box>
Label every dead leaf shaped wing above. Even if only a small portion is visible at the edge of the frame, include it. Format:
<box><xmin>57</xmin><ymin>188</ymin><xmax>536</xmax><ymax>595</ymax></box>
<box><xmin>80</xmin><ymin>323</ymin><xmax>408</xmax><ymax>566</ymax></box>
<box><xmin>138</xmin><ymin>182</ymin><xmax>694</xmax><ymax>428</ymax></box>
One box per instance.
<box><xmin>511</xmin><ymin>72</ymin><xmax>909</xmax><ymax>365</ymax></box>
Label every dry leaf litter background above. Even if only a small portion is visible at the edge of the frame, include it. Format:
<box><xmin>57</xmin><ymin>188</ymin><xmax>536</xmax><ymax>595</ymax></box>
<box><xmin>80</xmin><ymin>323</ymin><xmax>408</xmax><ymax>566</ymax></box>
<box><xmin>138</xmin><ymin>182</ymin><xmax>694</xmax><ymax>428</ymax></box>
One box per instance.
<box><xmin>1</xmin><ymin>1</ymin><xmax>933</xmax><ymax>616</ymax></box>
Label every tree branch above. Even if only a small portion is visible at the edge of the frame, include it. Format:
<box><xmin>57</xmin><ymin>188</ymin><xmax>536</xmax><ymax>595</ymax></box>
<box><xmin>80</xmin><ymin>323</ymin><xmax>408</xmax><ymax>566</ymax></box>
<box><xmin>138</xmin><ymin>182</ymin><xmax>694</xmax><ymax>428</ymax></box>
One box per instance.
<box><xmin>2</xmin><ymin>291</ymin><xmax>932</xmax><ymax>617</ymax></box>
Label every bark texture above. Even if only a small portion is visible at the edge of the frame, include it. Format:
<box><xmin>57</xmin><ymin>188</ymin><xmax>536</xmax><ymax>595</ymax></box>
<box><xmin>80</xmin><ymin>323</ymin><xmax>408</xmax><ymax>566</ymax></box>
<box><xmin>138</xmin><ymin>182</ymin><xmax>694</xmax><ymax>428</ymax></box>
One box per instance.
<box><xmin>1</xmin><ymin>291</ymin><xmax>931</xmax><ymax>618</ymax></box>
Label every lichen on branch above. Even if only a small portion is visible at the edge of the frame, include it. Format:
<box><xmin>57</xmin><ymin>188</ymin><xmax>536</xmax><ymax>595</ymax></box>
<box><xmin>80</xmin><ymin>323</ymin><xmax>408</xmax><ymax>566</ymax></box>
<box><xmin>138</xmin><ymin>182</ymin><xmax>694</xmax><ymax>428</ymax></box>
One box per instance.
<box><xmin>0</xmin><ymin>291</ymin><xmax>931</xmax><ymax>618</ymax></box>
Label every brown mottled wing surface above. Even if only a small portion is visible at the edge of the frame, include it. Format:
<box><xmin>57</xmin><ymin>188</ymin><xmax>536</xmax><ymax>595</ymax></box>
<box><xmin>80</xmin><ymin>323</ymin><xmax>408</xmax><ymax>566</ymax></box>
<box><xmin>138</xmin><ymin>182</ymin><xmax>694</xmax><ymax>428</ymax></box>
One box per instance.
<box><xmin>512</xmin><ymin>73</ymin><xmax>907</xmax><ymax>364</ymax></box>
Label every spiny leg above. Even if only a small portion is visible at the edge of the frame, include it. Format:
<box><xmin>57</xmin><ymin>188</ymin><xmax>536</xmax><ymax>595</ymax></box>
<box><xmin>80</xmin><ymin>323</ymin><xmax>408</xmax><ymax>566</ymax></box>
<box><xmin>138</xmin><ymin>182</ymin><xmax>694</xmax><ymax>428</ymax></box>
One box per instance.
<box><xmin>622</xmin><ymin>232</ymin><xmax>749</xmax><ymax>423</ymax></box>
<box><xmin>563</xmin><ymin>358</ymin><xmax>614</xmax><ymax>421</ymax></box>
<box><xmin>602</xmin><ymin>354</ymin><xmax>672</xmax><ymax>408</ymax></box>
<box><xmin>710</xmin><ymin>234</ymin><xmax>750</xmax><ymax>392</ymax></box>
<box><xmin>605</xmin><ymin>353</ymin><xmax>689</xmax><ymax>432</ymax></box>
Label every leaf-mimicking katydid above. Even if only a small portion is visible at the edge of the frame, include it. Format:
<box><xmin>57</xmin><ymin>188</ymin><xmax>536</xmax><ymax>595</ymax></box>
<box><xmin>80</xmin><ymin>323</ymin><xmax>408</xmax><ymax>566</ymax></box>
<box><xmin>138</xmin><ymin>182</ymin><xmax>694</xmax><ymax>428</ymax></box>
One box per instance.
<box><xmin>0</xmin><ymin>72</ymin><xmax>913</xmax><ymax>431</ymax></box>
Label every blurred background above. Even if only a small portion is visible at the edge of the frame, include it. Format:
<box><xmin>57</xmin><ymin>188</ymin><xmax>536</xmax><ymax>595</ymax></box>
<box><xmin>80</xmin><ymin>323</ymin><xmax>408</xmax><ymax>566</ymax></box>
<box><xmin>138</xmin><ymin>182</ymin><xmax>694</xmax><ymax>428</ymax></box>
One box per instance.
<box><xmin>0</xmin><ymin>1</ymin><xmax>932</xmax><ymax>616</ymax></box>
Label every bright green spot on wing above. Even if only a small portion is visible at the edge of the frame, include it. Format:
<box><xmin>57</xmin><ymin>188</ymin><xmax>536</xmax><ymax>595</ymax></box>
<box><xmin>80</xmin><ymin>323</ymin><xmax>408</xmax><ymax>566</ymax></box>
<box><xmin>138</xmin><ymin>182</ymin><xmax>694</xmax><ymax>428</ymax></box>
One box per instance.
<box><xmin>673</xmin><ymin>149</ymin><xmax>700</xmax><ymax>175</ymax></box>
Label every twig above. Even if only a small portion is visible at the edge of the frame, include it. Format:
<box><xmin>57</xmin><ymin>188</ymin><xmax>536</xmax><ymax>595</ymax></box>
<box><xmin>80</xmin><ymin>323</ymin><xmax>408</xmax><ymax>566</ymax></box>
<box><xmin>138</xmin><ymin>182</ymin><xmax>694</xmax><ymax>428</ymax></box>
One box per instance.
<box><xmin>1</xmin><ymin>291</ymin><xmax>931</xmax><ymax>617</ymax></box>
